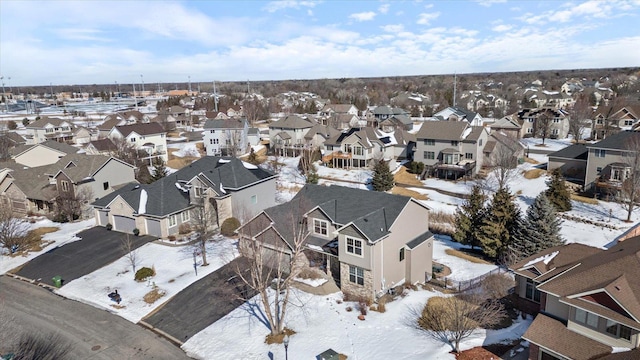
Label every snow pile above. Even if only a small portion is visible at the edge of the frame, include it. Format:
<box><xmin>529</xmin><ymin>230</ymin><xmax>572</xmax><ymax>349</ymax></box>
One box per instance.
<box><xmin>242</xmin><ymin>161</ymin><xmax>258</xmax><ymax>169</ymax></box>
<box><xmin>175</xmin><ymin>182</ymin><xmax>189</xmax><ymax>192</ymax></box>
<box><xmin>523</xmin><ymin>251</ymin><xmax>559</xmax><ymax>268</ymax></box>
<box><xmin>171</xmin><ymin>143</ymin><xmax>201</xmax><ymax>158</ymax></box>
<box><xmin>138</xmin><ymin>189</ymin><xmax>148</xmax><ymax>214</ymax></box>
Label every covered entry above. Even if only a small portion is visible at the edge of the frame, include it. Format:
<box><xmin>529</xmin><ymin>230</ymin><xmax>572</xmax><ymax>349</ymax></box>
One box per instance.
<box><xmin>112</xmin><ymin>215</ymin><xmax>136</xmax><ymax>233</ymax></box>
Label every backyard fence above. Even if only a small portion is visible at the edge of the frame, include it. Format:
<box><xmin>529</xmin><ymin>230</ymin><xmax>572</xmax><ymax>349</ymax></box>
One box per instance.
<box><xmin>427</xmin><ymin>266</ymin><xmax>508</xmax><ymax>293</ymax></box>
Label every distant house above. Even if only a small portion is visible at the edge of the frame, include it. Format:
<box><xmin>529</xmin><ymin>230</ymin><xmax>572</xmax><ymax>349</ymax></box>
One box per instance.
<box><xmin>433</xmin><ymin>107</ymin><xmax>483</xmax><ymax>127</ymax></box>
<box><xmin>370</xmin><ymin>106</ymin><xmax>409</xmax><ymax>128</ymax></box>
<box><xmin>0</xmin><ymin>132</ymin><xmax>26</xmax><ymax>147</ymax></box>
<box><xmin>25</xmin><ymin>117</ymin><xmax>75</xmax><ymax>144</ymax></box>
<box><xmin>516</xmin><ymin>108</ymin><xmax>570</xmax><ymax>139</ymax></box>
<box><xmin>483</xmin><ymin>131</ymin><xmax>525</xmax><ymax>170</ymax></box>
<box><xmin>108</xmin><ymin>123</ymin><xmax>168</xmax><ymax>164</ymax></box>
<box><xmin>511</xmin><ymin>241</ymin><xmax>640</xmax><ymax>360</ymax></box>
<box><xmin>584</xmin><ymin>130</ymin><xmax>640</xmax><ymax>195</ymax></box>
<box><xmin>85</xmin><ymin>138</ymin><xmax>117</xmax><ymax>156</ymax></box>
<box><xmin>72</xmin><ymin>126</ymin><xmax>92</xmax><ymax>145</ymax></box>
<box><xmin>92</xmin><ymin>157</ymin><xmax>277</xmax><ymax>236</ymax></box>
<box><xmin>97</xmin><ymin>115</ymin><xmax>130</xmax><ymax>138</ymax></box>
<box><xmin>320</xmin><ymin>104</ymin><xmax>359</xmax><ymax>117</ymax></box>
<box><xmin>11</xmin><ymin>140</ymin><xmax>78</xmax><ymax>168</ymax></box>
<box><xmin>379</xmin><ymin>114</ymin><xmax>413</xmax><ymax>132</ymax></box>
<box><xmin>414</xmin><ymin>121</ymin><xmax>488</xmax><ymax>179</ymax></box>
<box><xmin>321</xmin><ymin>127</ymin><xmax>397</xmax><ymax>170</ymax></box>
<box><xmin>238</xmin><ymin>184</ymin><xmax>434</xmax><ymax>301</ymax></box>
<box><xmin>593</xmin><ymin>104</ymin><xmax>640</xmax><ymax>140</ymax></box>
<box><xmin>120</xmin><ymin>110</ymin><xmax>150</xmax><ymax>123</ymax></box>
<box><xmin>268</xmin><ymin>115</ymin><xmax>315</xmax><ymax>156</ymax></box>
<box><xmin>303</xmin><ymin>124</ymin><xmax>341</xmax><ymax>150</ymax></box>
<box><xmin>202</xmin><ymin>118</ymin><xmax>249</xmax><ymax>156</ymax></box>
<box><xmin>490</xmin><ymin>115</ymin><xmax>522</xmax><ymax>139</ymax></box>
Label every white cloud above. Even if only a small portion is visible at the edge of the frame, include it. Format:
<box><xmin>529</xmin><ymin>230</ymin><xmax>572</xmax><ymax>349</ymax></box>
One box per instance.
<box><xmin>381</xmin><ymin>24</ymin><xmax>405</xmax><ymax>33</ymax></box>
<box><xmin>474</xmin><ymin>0</ymin><xmax>507</xmax><ymax>7</ymax></box>
<box><xmin>492</xmin><ymin>24</ymin><xmax>512</xmax><ymax>32</ymax></box>
<box><xmin>263</xmin><ymin>1</ymin><xmax>320</xmax><ymax>13</ymax></box>
<box><xmin>379</xmin><ymin>3</ymin><xmax>390</xmax><ymax>14</ymax></box>
<box><xmin>417</xmin><ymin>12</ymin><xmax>440</xmax><ymax>25</ymax></box>
<box><xmin>349</xmin><ymin>11</ymin><xmax>376</xmax><ymax>22</ymax></box>
<box><xmin>53</xmin><ymin>28</ymin><xmax>111</xmax><ymax>42</ymax></box>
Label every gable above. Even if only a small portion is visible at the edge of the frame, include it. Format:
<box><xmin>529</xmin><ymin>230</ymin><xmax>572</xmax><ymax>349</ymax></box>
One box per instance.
<box><xmin>308</xmin><ymin>208</ymin><xmax>332</xmax><ymax>223</ymax></box>
<box><xmin>338</xmin><ymin>224</ymin><xmax>367</xmax><ymax>240</ymax></box>
<box><xmin>255</xmin><ymin>227</ymin><xmax>290</xmax><ymax>250</ymax></box>
<box><xmin>579</xmin><ymin>291</ymin><xmax>632</xmax><ymax>319</ymax></box>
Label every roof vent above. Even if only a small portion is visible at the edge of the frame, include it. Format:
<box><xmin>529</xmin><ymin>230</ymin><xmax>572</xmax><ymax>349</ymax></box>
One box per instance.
<box><xmin>134</xmin><ymin>185</ymin><xmax>140</xmax><ymax>189</ymax></box>
<box><xmin>615</xmin><ymin>286</ymin><xmax>621</xmax><ymax>291</ymax></box>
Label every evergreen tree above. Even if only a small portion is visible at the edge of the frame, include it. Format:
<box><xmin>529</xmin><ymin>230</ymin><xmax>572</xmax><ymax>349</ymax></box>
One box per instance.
<box><xmin>151</xmin><ymin>158</ymin><xmax>169</xmax><ymax>182</ymax></box>
<box><xmin>478</xmin><ymin>187</ymin><xmax>521</xmax><ymax>260</ymax></box>
<box><xmin>136</xmin><ymin>165</ymin><xmax>153</xmax><ymax>184</ymax></box>
<box><xmin>545</xmin><ymin>169</ymin><xmax>572</xmax><ymax>212</ymax></box>
<box><xmin>453</xmin><ymin>185</ymin><xmax>486</xmax><ymax>249</ymax></box>
<box><xmin>306</xmin><ymin>169</ymin><xmax>319</xmax><ymax>184</ymax></box>
<box><xmin>371</xmin><ymin>159</ymin><xmax>394</xmax><ymax>192</ymax></box>
<box><xmin>512</xmin><ymin>193</ymin><xmax>564</xmax><ymax>260</ymax></box>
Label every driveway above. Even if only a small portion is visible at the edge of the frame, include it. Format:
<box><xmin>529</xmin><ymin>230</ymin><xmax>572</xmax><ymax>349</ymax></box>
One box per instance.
<box><xmin>142</xmin><ymin>257</ymin><xmax>257</xmax><ymax>343</ymax></box>
<box><xmin>14</xmin><ymin>226</ymin><xmax>155</xmax><ymax>287</ymax></box>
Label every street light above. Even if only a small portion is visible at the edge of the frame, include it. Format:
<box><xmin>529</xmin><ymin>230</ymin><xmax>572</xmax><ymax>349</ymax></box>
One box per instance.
<box><xmin>283</xmin><ymin>335</ymin><xmax>289</xmax><ymax>360</ymax></box>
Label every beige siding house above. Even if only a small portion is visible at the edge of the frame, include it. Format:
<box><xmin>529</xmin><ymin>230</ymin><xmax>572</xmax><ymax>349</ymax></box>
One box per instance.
<box><xmin>238</xmin><ymin>184</ymin><xmax>433</xmax><ymax>301</ymax></box>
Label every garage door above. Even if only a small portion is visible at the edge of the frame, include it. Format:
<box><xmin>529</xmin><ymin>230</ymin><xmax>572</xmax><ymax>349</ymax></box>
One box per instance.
<box><xmin>146</xmin><ymin>219</ymin><xmax>162</xmax><ymax>237</ymax></box>
<box><xmin>98</xmin><ymin>211</ymin><xmax>109</xmax><ymax>226</ymax></box>
<box><xmin>113</xmin><ymin>215</ymin><xmax>136</xmax><ymax>233</ymax></box>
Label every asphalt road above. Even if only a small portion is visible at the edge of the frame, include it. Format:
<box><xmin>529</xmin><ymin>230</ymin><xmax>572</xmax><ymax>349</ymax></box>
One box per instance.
<box><xmin>0</xmin><ymin>275</ymin><xmax>191</xmax><ymax>359</ymax></box>
<box><xmin>15</xmin><ymin>227</ymin><xmax>155</xmax><ymax>287</ymax></box>
<box><xmin>143</xmin><ymin>257</ymin><xmax>257</xmax><ymax>343</ymax></box>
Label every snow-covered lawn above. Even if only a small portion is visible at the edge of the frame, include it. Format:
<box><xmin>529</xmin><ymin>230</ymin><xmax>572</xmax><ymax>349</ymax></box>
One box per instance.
<box><xmin>168</xmin><ymin>141</ymin><xmax>202</xmax><ymax>158</ymax></box>
<box><xmin>56</xmin><ymin>236</ymin><xmax>239</xmax><ymax>323</ymax></box>
<box><xmin>0</xmin><ymin>219</ymin><xmax>95</xmax><ymax>274</ymax></box>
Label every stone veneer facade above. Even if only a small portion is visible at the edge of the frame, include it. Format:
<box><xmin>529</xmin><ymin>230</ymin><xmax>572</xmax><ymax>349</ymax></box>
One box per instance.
<box><xmin>339</xmin><ymin>262</ymin><xmax>374</xmax><ymax>300</ymax></box>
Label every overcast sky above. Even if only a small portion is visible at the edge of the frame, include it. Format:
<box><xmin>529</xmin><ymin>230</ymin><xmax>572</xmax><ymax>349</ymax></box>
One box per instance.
<box><xmin>1</xmin><ymin>0</ymin><xmax>639</xmax><ymax>86</ymax></box>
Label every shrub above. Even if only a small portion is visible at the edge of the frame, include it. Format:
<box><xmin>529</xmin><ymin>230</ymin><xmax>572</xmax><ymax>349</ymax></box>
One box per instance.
<box><xmin>377</xmin><ymin>298</ymin><xmax>387</xmax><ymax>313</ymax></box>
<box><xmin>168</xmin><ymin>235</ymin><xmax>176</xmax><ymax>241</ymax></box>
<box><xmin>135</xmin><ymin>267</ymin><xmax>155</xmax><ymax>281</ymax></box>
<box><xmin>220</xmin><ymin>217</ymin><xmax>241</xmax><ymax>236</ymax></box>
<box><xmin>132</xmin><ymin>228</ymin><xmax>140</xmax><ymax>236</ymax></box>
<box><xmin>52</xmin><ymin>213</ymin><xmax>69</xmax><ymax>223</ymax></box>
<box><xmin>408</xmin><ymin>161</ymin><xmax>425</xmax><ymax>175</ymax></box>
<box><xmin>7</xmin><ymin>120</ymin><xmax>17</xmax><ymax>130</ymax></box>
<box><xmin>178</xmin><ymin>223</ymin><xmax>191</xmax><ymax>235</ymax></box>
<box><xmin>105</xmin><ymin>223</ymin><xmax>113</xmax><ymax>230</ymax></box>
<box><xmin>481</xmin><ymin>273</ymin><xmax>515</xmax><ymax>300</ymax></box>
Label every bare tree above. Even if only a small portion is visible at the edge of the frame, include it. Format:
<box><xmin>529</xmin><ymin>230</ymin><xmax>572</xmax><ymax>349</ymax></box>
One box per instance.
<box><xmin>120</xmin><ymin>234</ymin><xmax>140</xmax><ymax>278</ymax></box>
<box><xmin>484</xmin><ymin>141</ymin><xmax>518</xmax><ymax>190</ymax></box>
<box><xmin>190</xmin><ymin>196</ymin><xmax>219</xmax><ymax>266</ymax></box>
<box><xmin>0</xmin><ymin>205</ymin><xmax>30</xmax><ymax>253</ymax></box>
<box><xmin>0</xmin><ymin>134</ymin><xmax>13</xmax><ymax>161</ymax></box>
<box><xmin>56</xmin><ymin>187</ymin><xmax>93</xmax><ymax>222</ymax></box>
<box><xmin>567</xmin><ymin>93</ymin><xmax>592</xmax><ymax>141</ymax></box>
<box><xmin>417</xmin><ymin>294</ymin><xmax>507</xmax><ymax>353</ymax></box>
<box><xmin>619</xmin><ymin>133</ymin><xmax>640</xmax><ymax>222</ymax></box>
<box><xmin>534</xmin><ymin>111</ymin><xmax>552</xmax><ymax>144</ymax></box>
<box><xmin>235</xmin><ymin>202</ymin><xmax>308</xmax><ymax>336</ymax></box>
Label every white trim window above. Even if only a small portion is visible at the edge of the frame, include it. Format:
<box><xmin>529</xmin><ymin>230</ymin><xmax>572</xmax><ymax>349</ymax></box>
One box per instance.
<box><xmin>313</xmin><ymin>219</ymin><xmax>328</xmax><ymax>236</ymax></box>
<box><xmin>169</xmin><ymin>214</ymin><xmax>178</xmax><ymax>227</ymax></box>
<box><xmin>349</xmin><ymin>265</ymin><xmax>364</xmax><ymax>286</ymax></box>
<box><xmin>346</xmin><ymin>236</ymin><xmax>363</xmax><ymax>256</ymax></box>
<box><xmin>181</xmin><ymin>211</ymin><xmax>190</xmax><ymax>222</ymax></box>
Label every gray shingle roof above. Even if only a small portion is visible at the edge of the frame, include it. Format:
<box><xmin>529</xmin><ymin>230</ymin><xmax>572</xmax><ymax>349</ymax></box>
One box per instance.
<box><xmin>55</xmin><ymin>154</ymin><xmax>133</xmax><ymax>183</ymax></box>
<box><xmin>88</xmin><ymin>138</ymin><xmax>117</xmax><ymax>152</ymax></box>
<box><xmin>12</xmin><ymin>140</ymin><xmax>78</xmax><ymax>157</ymax></box>
<box><xmin>406</xmin><ymin>230</ymin><xmax>433</xmax><ymax>249</ymax></box>
<box><xmin>115</xmin><ymin>122</ymin><xmax>165</xmax><ymax>137</ymax></box>
<box><xmin>304</xmin><ymin>124</ymin><xmax>340</xmax><ymax>140</ymax></box>
<box><xmin>25</xmin><ymin>117</ymin><xmax>73</xmax><ymax>129</ymax></box>
<box><xmin>92</xmin><ymin>157</ymin><xmax>276</xmax><ymax>217</ymax></box>
<box><xmin>588</xmin><ymin>130</ymin><xmax>640</xmax><ymax>151</ymax></box>
<box><xmin>548</xmin><ymin>143</ymin><xmax>588</xmax><ymax>161</ymax></box>
<box><xmin>203</xmin><ymin>118</ymin><xmax>248</xmax><ymax>129</ymax></box>
<box><xmin>269</xmin><ymin>115</ymin><xmax>314</xmax><ymax>129</ymax></box>
<box><xmin>415</xmin><ymin>120</ymin><xmax>469</xmax><ymax>141</ymax></box>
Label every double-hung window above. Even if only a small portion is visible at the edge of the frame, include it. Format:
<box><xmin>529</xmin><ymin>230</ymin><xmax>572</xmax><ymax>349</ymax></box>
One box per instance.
<box><xmin>313</xmin><ymin>219</ymin><xmax>328</xmax><ymax>236</ymax></box>
<box><xmin>169</xmin><ymin>214</ymin><xmax>178</xmax><ymax>227</ymax></box>
<box><xmin>349</xmin><ymin>265</ymin><xmax>364</xmax><ymax>285</ymax></box>
<box><xmin>346</xmin><ymin>237</ymin><xmax>363</xmax><ymax>256</ymax></box>
<box><xmin>525</xmin><ymin>278</ymin><xmax>541</xmax><ymax>303</ymax></box>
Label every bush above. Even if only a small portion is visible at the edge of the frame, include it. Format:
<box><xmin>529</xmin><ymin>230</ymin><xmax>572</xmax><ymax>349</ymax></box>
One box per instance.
<box><xmin>7</xmin><ymin>120</ymin><xmax>17</xmax><ymax>130</ymax></box>
<box><xmin>220</xmin><ymin>217</ymin><xmax>241</xmax><ymax>236</ymax></box>
<box><xmin>106</xmin><ymin>223</ymin><xmax>112</xmax><ymax>230</ymax></box>
<box><xmin>178</xmin><ymin>223</ymin><xmax>191</xmax><ymax>234</ymax></box>
<box><xmin>135</xmin><ymin>267</ymin><xmax>155</xmax><ymax>281</ymax></box>
<box><xmin>481</xmin><ymin>273</ymin><xmax>514</xmax><ymax>300</ymax></box>
<box><xmin>52</xmin><ymin>213</ymin><xmax>69</xmax><ymax>223</ymax></box>
<box><xmin>168</xmin><ymin>235</ymin><xmax>176</xmax><ymax>241</ymax></box>
<box><xmin>408</xmin><ymin>161</ymin><xmax>425</xmax><ymax>175</ymax></box>
<box><xmin>132</xmin><ymin>228</ymin><xmax>140</xmax><ymax>236</ymax></box>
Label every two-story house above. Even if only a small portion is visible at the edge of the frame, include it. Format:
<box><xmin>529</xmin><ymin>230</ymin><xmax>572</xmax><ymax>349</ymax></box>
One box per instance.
<box><xmin>202</xmin><ymin>118</ymin><xmax>249</xmax><ymax>157</ymax></box>
<box><xmin>92</xmin><ymin>156</ymin><xmax>277</xmax><ymax>237</ymax></box>
<box><xmin>108</xmin><ymin>123</ymin><xmax>168</xmax><ymax>164</ymax></box>
<box><xmin>414</xmin><ymin>121</ymin><xmax>488</xmax><ymax>179</ymax></box>
<box><xmin>11</xmin><ymin>140</ymin><xmax>78</xmax><ymax>168</ymax></box>
<box><xmin>25</xmin><ymin>117</ymin><xmax>75</xmax><ymax>144</ymax></box>
<box><xmin>237</xmin><ymin>184</ymin><xmax>434</xmax><ymax>301</ymax></box>
<box><xmin>369</xmin><ymin>106</ymin><xmax>409</xmax><ymax>128</ymax></box>
<box><xmin>511</xmin><ymin>241</ymin><xmax>640</xmax><ymax>360</ymax></box>
<box><xmin>303</xmin><ymin>123</ymin><xmax>341</xmax><ymax>150</ymax></box>
<box><xmin>269</xmin><ymin>115</ymin><xmax>315</xmax><ymax>156</ymax></box>
<box><xmin>434</xmin><ymin>106</ymin><xmax>484</xmax><ymax>127</ymax></box>
<box><xmin>516</xmin><ymin>108</ymin><xmax>570</xmax><ymax>139</ymax></box>
<box><xmin>320</xmin><ymin>104</ymin><xmax>359</xmax><ymax>117</ymax></box>
<box><xmin>321</xmin><ymin>127</ymin><xmax>396</xmax><ymax>170</ymax></box>
<box><xmin>584</xmin><ymin>131</ymin><xmax>640</xmax><ymax>195</ymax></box>
<box><xmin>592</xmin><ymin>104</ymin><xmax>640</xmax><ymax>140</ymax></box>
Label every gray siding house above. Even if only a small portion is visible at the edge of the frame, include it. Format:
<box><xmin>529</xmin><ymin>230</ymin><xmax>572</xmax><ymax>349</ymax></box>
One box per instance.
<box><xmin>269</xmin><ymin>115</ymin><xmax>315</xmax><ymax>156</ymax></box>
<box><xmin>238</xmin><ymin>184</ymin><xmax>433</xmax><ymax>301</ymax></box>
<box><xmin>585</xmin><ymin>131</ymin><xmax>640</xmax><ymax>195</ymax></box>
<box><xmin>92</xmin><ymin>157</ymin><xmax>277</xmax><ymax>237</ymax></box>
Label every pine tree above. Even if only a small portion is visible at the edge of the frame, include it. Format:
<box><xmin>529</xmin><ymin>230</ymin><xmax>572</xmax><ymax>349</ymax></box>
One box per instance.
<box><xmin>371</xmin><ymin>159</ymin><xmax>394</xmax><ymax>192</ymax></box>
<box><xmin>512</xmin><ymin>193</ymin><xmax>564</xmax><ymax>260</ymax></box>
<box><xmin>453</xmin><ymin>185</ymin><xmax>486</xmax><ymax>249</ymax></box>
<box><xmin>150</xmin><ymin>158</ymin><xmax>169</xmax><ymax>182</ymax></box>
<box><xmin>136</xmin><ymin>165</ymin><xmax>153</xmax><ymax>184</ymax></box>
<box><xmin>545</xmin><ymin>169</ymin><xmax>572</xmax><ymax>212</ymax></box>
<box><xmin>478</xmin><ymin>187</ymin><xmax>521</xmax><ymax>260</ymax></box>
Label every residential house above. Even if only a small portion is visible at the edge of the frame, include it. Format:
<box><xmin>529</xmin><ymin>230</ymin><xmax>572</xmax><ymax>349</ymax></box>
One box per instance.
<box><xmin>85</xmin><ymin>138</ymin><xmax>117</xmax><ymax>156</ymax></box>
<box><xmin>202</xmin><ymin>118</ymin><xmax>250</xmax><ymax>156</ymax></box>
<box><xmin>150</xmin><ymin>112</ymin><xmax>177</xmax><ymax>131</ymax></box>
<box><xmin>303</xmin><ymin>124</ymin><xmax>341</xmax><ymax>150</ymax></box>
<box><xmin>120</xmin><ymin>110</ymin><xmax>150</xmax><ymax>123</ymax></box>
<box><xmin>0</xmin><ymin>132</ymin><xmax>26</xmax><ymax>146</ymax></box>
<box><xmin>237</xmin><ymin>184</ymin><xmax>434</xmax><ymax>301</ymax></box>
<box><xmin>322</xmin><ymin>113</ymin><xmax>360</xmax><ymax>130</ymax></box>
<box><xmin>247</xmin><ymin>128</ymin><xmax>261</xmax><ymax>147</ymax></box>
<box><xmin>434</xmin><ymin>107</ymin><xmax>483</xmax><ymax>127</ymax></box>
<box><xmin>516</xmin><ymin>108</ymin><xmax>570</xmax><ymax>139</ymax></box>
<box><xmin>226</xmin><ymin>105</ymin><xmax>243</xmax><ymax>118</ymax></box>
<box><xmin>321</xmin><ymin>127</ymin><xmax>396</xmax><ymax>170</ymax></box>
<box><xmin>11</xmin><ymin>140</ymin><xmax>78</xmax><ymax>168</ymax></box>
<box><xmin>97</xmin><ymin>114</ymin><xmax>130</xmax><ymax>138</ymax></box>
<box><xmin>319</xmin><ymin>104</ymin><xmax>359</xmax><ymax>117</ymax></box>
<box><xmin>490</xmin><ymin>115</ymin><xmax>523</xmax><ymax>139</ymax></box>
<box><xmin>593</xmin><ymin>104</ymin><xmax>640</xmax><ymax>140</ymax></box>
<box><xmin>369</xmin><ymin>106</ymin><xmax>409</xmax><ymax>128</ymax></box>
<box><xmin>92</xmin><ymin>156</ymin><xmax>277</xmax><ymax>236</ymax></box>
<box><xmin>72</xmin><ymin>126</ymin><xmax>92</xmax><ymax>145</ymax></box>
<box><xmin>584</xmin><ymin>130</ymin><xmax>640</xmax><ymax>195</ymax></box>
<box><xmin>511</xmin><ymin>240</ymin><xmax>640</xmax><ymax>360</ymax></box>
<box><xmin>547</xmin><ymin>144</ymin><xmax>589</xmax><ymax>184</ymax></box>
<box><xmin>414</xmin><ymin>121</ymin><xmax>488</xmax><ymax>179</ymax></box>
<box><xmin>379</xmin><ymin>113</ymin><xmax>413</xmax><ymax>132</ymax></box>
<box><xmin>25</xmin><ymin>117</ymin><xmax>75</xmax><ymax>144</ymax></box>
<box><xmin>483</xmin><ymin>131</ymin><xmax>525</xmax><ymax>170</ymax></box>
<box><xmin>393</xmin><ymin>129</ymin><xmax>417</xmax><ymax>161</ymax></box>
<box><xmin>108</xmin><ymin>123</ymin><xmax>168</xmax><ymax>164</ymax></box>
<box><xmin>269</xmin><ymin>115</ymin><xmax>315</xmax><ymax>156</ymax></box>
<box><xmin>0</xmin><ymin>153</ymin><xmax>136</xmax><ymax>216</ymax></box>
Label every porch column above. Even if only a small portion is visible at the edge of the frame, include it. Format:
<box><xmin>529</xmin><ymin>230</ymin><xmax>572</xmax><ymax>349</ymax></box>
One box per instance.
<box><xmin>326</xmin><ymin>254</ymin><xmax>331</xmax><ymax>277</ymax></box>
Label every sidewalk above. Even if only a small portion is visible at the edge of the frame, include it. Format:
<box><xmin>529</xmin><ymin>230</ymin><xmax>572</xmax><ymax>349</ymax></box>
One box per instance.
<box><xmin>500</xmin><ymin>342</ymin><xmax>529</xmax><ymax>360</ymax></box>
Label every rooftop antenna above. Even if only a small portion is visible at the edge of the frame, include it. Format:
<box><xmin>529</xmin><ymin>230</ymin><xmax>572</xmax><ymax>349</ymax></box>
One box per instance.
<box><xmin>453</xmin><ymin>72</ymin><xmax>457</xmax><ymax>108</ymax></box>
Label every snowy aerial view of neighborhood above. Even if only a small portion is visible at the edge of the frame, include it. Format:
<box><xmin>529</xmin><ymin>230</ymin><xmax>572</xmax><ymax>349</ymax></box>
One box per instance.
<box><xmin>2</xmin><ymin>1</ymin><xmax>640</xmax><ymax>360</ymax></box>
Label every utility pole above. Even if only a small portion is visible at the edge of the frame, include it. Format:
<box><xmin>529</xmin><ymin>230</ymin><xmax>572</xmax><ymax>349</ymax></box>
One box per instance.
<box><xmin>50</xmin><ymin>83</ymin><xmax>54</xmax><ymax>101</ymax></box>
<box><xmin>453</xmin><ymin>72</ymin><xmax>457</xmax><ymax>108</ymax></box>
<box><xmin>133</xmin><ymin>83</ymin><xmax>138</xmax><ymax>111</ymax></box>
<box><xmin>213</xmin><ymin>80</ymin><xmax>218</xmax><ymax>112</ymax></box>
<box><xmin>0</xmin><ymin>77</ymin><xmax>6</xmax><ymax>112</ymax></box>
<box><xmin>188</xmin><ymin>76</ymin><xmax>192</xmax><ymax>95</ymax></box>
<box><xmin>140</xmin><ymin>74</ymin><xmax>145</xmax><ymax>95</ymax></box>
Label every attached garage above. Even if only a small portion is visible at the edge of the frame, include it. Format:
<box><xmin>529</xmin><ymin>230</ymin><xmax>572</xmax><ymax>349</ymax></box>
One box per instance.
<box><xmin>112</xmin><ymin>215</ymin><xmax>136</xmax><ymax>233</ymax></box>
<box><xmin>97</xmin><ymin>211</ymin><xmax>109</xmax><ymax>226</ymax></box>
<box><xmin>146</xmin><ymin>219</ymin><xmax>162</xmax><ymax>237</ymax></box>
